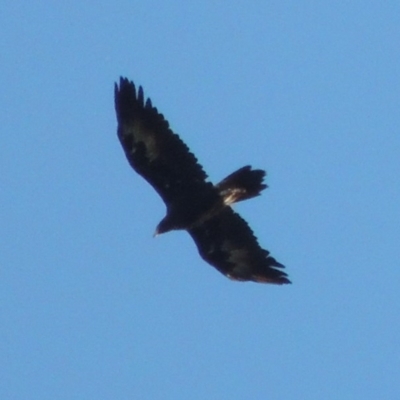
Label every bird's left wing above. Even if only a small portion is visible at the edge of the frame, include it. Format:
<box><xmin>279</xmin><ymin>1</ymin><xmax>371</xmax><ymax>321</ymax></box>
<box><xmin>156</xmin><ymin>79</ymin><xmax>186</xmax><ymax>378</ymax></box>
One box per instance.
<box><xmin>115</xmin><ymin>77</ymin><xmax>215</xmax><ymax>206</ymax></box>
<box><xmin>188</xmin><ymin>208</ymin><xmax>290</xmax><ymax>284</ymax></box>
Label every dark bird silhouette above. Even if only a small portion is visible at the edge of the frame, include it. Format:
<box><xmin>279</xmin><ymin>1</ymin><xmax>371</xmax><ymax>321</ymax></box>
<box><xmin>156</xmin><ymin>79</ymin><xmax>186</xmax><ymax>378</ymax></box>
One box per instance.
<box><xmin>115</xmin><ymin>77</ymin><xmax>290</xmax><ymax>284</ymax></box>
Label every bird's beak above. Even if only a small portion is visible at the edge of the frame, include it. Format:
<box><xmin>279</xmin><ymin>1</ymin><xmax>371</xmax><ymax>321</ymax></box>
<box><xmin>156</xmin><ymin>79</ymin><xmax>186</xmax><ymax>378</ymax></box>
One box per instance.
<box><xmin>153</xmin><ymin>228</ymin><xmax>159</xmax><ymax>238</ymax></box>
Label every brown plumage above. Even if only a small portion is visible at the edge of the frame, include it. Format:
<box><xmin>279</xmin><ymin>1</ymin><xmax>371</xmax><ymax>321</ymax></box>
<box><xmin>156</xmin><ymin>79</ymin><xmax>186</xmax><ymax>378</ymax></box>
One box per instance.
<box><xmin>115</xmin><ymin>77</ymin><xmax>290</xmax><ymax>284</ymax></box>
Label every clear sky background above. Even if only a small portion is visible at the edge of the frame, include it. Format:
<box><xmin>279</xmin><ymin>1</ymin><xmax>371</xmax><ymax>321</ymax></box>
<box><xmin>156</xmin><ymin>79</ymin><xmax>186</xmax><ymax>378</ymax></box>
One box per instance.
<box><xmin>1</xmin><ymin>1</ymin><xmax>399</xmax><ymax>399</ymax></box>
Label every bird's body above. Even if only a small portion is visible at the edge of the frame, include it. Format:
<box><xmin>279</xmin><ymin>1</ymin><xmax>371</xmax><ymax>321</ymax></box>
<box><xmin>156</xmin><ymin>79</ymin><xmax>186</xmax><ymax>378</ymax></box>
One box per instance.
<box><xmin>115</xmin><ymin>77</ymin><xmax>290</xmax><ymax>284</ymax></box>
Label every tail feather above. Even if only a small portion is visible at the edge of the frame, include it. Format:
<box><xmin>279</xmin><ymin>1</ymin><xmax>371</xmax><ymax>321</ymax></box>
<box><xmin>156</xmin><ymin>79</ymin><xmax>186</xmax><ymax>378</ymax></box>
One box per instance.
<box><xmin>216</xmin><ymin>165</ymin><xmax>267</xmax><ymax>205</ymax></box>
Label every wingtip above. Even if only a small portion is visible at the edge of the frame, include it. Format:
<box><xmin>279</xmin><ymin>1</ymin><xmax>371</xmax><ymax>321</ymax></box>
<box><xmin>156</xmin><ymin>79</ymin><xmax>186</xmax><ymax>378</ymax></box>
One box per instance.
<box><xmin>115</xmin><ymin>77</ymin><xmax>136</xmax><ymax>94</ymax></box>
<box><xmin>252</xmin><ymin>274</ymin><xmax>292</xmax><ymax>285</ymax></box>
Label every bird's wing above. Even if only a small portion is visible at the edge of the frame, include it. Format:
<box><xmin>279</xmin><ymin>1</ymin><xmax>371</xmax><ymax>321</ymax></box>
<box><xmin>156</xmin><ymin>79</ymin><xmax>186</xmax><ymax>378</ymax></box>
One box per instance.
<box><xmin>115</xmin><ymin>77</ymin><xmax>214</xmax><ymax>206</ymax></box>
<box><xmin>188</xmin><ymin>208</ymin><xmax>290</xmax><ymax>284</ymax></box>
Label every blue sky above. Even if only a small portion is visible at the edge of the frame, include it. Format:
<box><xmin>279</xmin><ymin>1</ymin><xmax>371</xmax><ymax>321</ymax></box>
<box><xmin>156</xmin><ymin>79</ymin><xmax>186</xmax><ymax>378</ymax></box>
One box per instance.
<box><xmin>1</xmin><ymin>1</ymin><xmax>399</xmax><ymax>399</ymax></box>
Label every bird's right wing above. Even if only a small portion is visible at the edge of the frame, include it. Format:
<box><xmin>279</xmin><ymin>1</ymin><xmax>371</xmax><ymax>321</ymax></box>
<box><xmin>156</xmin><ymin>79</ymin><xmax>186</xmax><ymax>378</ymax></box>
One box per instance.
<box><xmin>188</xmin><ymin>208</ymin><xmax>290</xmax><ymax>284</ymax></box>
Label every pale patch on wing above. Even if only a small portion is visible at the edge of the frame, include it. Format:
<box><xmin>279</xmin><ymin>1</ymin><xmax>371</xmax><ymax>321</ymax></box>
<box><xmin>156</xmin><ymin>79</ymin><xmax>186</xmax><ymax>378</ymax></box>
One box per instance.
<box><xmin>126</xmin><ymin>120</ymin><xmax>160</xmax><ymax>162</ymax></box>
<box><xmin>222</xmin><ymin>240</ymin><xmax>250</xmax><ymax>276</ymax></box>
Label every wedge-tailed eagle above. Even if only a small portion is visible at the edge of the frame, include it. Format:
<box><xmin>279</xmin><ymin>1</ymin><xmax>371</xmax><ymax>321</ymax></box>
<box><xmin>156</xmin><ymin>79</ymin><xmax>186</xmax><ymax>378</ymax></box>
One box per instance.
<box><xmin>115</xmin><ymin>77</ymin><xmax>290</xmax><ymax>284</ymax></box>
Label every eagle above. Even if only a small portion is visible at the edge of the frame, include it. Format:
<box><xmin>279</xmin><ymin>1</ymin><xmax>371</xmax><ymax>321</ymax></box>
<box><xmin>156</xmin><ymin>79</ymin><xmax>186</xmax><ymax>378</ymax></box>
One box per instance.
<box><xmin>114</xmin><ymin>77</ymin><xmax>290</xmax><ymax>284</ymax></box>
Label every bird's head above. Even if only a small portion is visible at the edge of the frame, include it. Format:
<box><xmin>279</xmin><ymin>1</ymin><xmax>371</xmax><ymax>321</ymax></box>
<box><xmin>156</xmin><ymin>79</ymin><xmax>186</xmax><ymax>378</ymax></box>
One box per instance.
<box><xmin>154</xmin><ymin>215</ymin><xmax>175</xmax><ymax>237</ymax></box>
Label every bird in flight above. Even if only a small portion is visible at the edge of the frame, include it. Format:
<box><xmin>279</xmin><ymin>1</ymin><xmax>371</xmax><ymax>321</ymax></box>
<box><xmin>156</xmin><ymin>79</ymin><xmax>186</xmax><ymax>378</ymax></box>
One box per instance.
<box><xmin>114</xmin><ymin>77</ymin><xmax>290</xmax><ymax>284</ymax></box>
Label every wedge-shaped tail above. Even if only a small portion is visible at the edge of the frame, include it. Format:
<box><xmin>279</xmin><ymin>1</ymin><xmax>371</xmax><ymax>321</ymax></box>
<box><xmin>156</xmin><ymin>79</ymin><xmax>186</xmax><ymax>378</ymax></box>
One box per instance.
<box><xmin>216</xmin><ymin>165</ymin><xmax>267</xmax><ymax>205</ymax></box>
